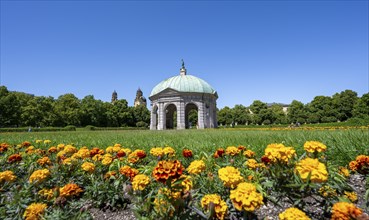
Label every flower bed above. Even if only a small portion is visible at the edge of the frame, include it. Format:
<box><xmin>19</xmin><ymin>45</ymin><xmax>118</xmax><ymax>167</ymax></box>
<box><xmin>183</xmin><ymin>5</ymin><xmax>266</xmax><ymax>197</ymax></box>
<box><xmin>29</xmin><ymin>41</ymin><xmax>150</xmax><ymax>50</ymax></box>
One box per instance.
<box><xmin>0</xmin><ymin>140</ymin><xmax>368</xmax><ymax>219</ymax></box>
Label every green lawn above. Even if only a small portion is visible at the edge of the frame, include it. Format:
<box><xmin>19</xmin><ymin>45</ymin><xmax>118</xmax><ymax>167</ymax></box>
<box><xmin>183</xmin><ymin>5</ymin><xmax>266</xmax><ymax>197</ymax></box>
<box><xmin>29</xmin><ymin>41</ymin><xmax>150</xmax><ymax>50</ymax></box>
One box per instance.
<box><xmin>1</xmin><ymin>129</ymin><xmax>368</xmax><ymax>166</ymax></box>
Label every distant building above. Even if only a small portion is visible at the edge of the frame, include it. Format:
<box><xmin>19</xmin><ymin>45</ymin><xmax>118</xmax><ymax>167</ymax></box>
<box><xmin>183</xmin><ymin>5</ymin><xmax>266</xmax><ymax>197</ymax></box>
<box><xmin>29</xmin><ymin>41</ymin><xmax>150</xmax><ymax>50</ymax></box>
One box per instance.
<box><xmin>134</xmin><ymin>88</ymin><xmax>147</xmax><ymax>107</ymax></box>
<box><xmin>111</xmin><ymin>90</ymin><xmax>118</xmax><ymax>103</ymax></box>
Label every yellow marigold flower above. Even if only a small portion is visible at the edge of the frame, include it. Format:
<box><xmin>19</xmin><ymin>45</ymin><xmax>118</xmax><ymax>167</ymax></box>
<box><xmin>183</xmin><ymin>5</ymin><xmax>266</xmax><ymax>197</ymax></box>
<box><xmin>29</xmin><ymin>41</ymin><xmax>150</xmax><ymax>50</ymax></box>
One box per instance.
<box><xmin>26</xmin><ymin>146</ymin><xmax>35</xmax><ymax>154</ymax></box>
<box><xmin>43</xmin><ymin>140</ymin><xmax>51</xmax><ymax>144</ymax></box>
<box><xmin>102</xmin><ymin>154</ymin><xmax>113</xmax><ymax>165</ymax></box>
<box><xmin>29</xmin><ymin>169</ymin><xmax>50</xmax><ymax>183</ymax></box>
<box><xmin>57</xmin><ymin>144</ymin><xmax>65</xmax><ymax>151</ymax></box>
<box><xmin>152</xmin><ymin>160</ymin><xmax>184</xmax><ymax>183</ymax></box>
<box><xmin>0</xmin><ymin>170</ymin><xmax>17</xmax><ymax>183</ymax></box>
<box><xmin>230</xmin><ymin>182</ymin><xmax>263</xmax><ymax>212</ymax></box>
<box><xmin>59</xmin><ymin>183</ymin><xmax>83</xmax><ymax>198</ymax></box>
<box><xmin>296</xmin><ymin>158</ymin><xmax>328</xmax><ymax>183</ymax></box>
<box><xmin>75</xmin><ymin>147</ymin><xmax>90</xmax><ymax>159</ymax></box>
<box><xmin>62</xmin><ymin>157</ymin><xmax>77</xmax><ymax>165</ymax></box>
<box><xmin>218</xmin><ymin>166</ymin><xmax>244</xmax><ymax>188</ymax></box>
<box><xmin>245</xmin><ymin>159</ymin><xmax>259</xmax><ymax>170</ymax></box>
<box><xmin>119</xmin><ymin>165</ymin><xmax>139</xmax><ymax>180</ymax></box>
<box><xmin>264</xmin><ymin>143</ymin><xmax>296</xmax><ymax>163</ymax></box>
<box><xmin>201</xmin><ymin>194</ymin><xmax>227</xmax><ymax>220</ymax></box>
<box><xmin>105</xmin><ymin>146</ymin><xmax>114</xmax><ymax>153</ymax></box>
<box><xmin>339</xmin><ymin>166</ymin><xmax>350</xmax><ymax>177</ymax></box>
<box><xmin>304</xmin><ymin>141</ymin><xmax>327</xmax><ymax>153</ymax></box>
<box><xmin>35</xmin><ymin>140</ymin><xmax>43</xmax><ymax>144</ymax></box>
<box><xmin>121</xmin><ymin>148</ymin><xmax>132</xmax><ymax>155</ymax></box>
<box><xmin>104</xmin><ymin>171</ymin><xmax>117</xmax><ymax>180</ymax></box>
<box><xmin>38</xmin><ymin>188</ymin><xmax>54</xmax><ymax>200</ymax></box>
<box><xmin>279</xmin><ymin>207</ymin><xmax>311</xmax><ymax>220</ymax></box>
<box><xmin>243</xmin><ymin>149</ymin><xmax>256</xmax><ymax>158</ymax></box>
<box><xmin>344</xmin><ymin>191</ymin><xmax>358</xmax><ymax>203</ymax></box>
<box><xmin>92</xmin><ymin>154</ymin><xmax>103</xmax><ymax>161</ymax></box>
<box><xmin>331</xmin><ymin>202</ymin><xmax>362</xmax><ymax>220</ymax></box>
<box><xmin>163</xmin><ymin>146</ymin><xmax>175</xmax><ymax>157</ymax></box>
<box><xmin>64</xmin><ymin>145</ymin><xmax>77</xmax><ymax>155</ymax></box>
<box><xmin>225</xmin><ymin>146</ymin><xmax>241</xmax><ymax>156</ymax></box>
<box><xmin>37</xmin><ymin>157</ymin><xmax>52</xmax><ymax>166</ymax></box>
<box><xmin>187</xmin><ymin>160</ymin><xmax>206</xmax><ymax>175</ymax></box>
<box><xmin>150</xmin><ymin>147</ymin><xmax>164</xmax><ymax>157</ymax></box>
<box><xmin>23</xmin><ymin>203</ymin><xmax>47</xmax><ymax>220</ymax></box>
<box><xmin>132</xmin><ymin>174</ymin><xmax>150</xmax><ymax>191</ymax></box>
<box><xmin>176</xmin><ymin>175</ymin><xmax>192</xmax><ymax>192</ymax></box>
<box><xmin>319</xmin><ymin>185</ymin><xmax>337</xmax><ymax>198</ymax></box>
<box><xmin>153</xmin><ymin>191</ymin><xmax>174</xmax><ymax>216</ymax></box>
<box><xmin>81</xmin><ymin>162</ymin><xmax>95</xmax><ymax>173</ymax></box>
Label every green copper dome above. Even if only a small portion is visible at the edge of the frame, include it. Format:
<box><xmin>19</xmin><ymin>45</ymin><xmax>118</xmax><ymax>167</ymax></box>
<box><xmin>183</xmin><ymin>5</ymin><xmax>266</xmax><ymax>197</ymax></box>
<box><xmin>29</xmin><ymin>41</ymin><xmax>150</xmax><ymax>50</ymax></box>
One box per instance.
<box><xmin>150</xmin><ymin>74</ymin><xmax>217</xmax><ymax>97</ymax></box>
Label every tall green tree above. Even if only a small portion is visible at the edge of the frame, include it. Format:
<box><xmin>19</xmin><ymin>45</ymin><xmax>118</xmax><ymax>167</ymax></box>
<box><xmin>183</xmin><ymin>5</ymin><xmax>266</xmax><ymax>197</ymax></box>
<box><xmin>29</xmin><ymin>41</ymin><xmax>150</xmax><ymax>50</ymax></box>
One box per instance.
<box><xmin>233</xmin><ymin>104</ymin><xmax>251</xmax><ymax>125</ymax></box>
<box><xmin>0</xmin><ymin>86</ymin><xmax>22</xmax><ymax>127</ymax></box>
<box><xmin>352</xmin><ymin>93</ymin><xmax>369</xmax><ymax>119</ymax></box>
<box><xmin>217</xmin><ymin>107</ymin><xmax>234</xmax><ymax>126</ymax></box>
<box><xmin>53</xmin><ymin>94</ymin><xmax>81</xmax><ymax>126</ymax></box>
<box><xmin>288</xmin><ymin>100</ymin><xmax>307</xmax><ymax>124</ymax></box>
<box><xmin>80</xmin><ymin>95</ymin><xmax>107</xmax><ymax>126</ymax></box>
<box><xmin>307</xmin><ymin>96</ymin><xmax>337</xmax><ymax>123</ymax></box>
<box><xmin>332</xmin><ymin>90</ymin><xmax>358</xmax><ymax>121</ymax></box>
<box><xmin>132</xmin><ymin>105</ymin><xmax>150</xmax><ymax>127</ymax></box>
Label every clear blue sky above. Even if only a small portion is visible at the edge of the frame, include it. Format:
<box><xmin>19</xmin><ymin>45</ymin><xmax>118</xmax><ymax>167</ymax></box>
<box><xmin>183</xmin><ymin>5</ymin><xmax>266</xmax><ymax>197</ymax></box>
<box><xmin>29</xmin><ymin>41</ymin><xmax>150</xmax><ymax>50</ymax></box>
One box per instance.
<box><xmin>1</xmin><ymin>0</ymin><xmax>368</xmax><ymax>108</ymax></box>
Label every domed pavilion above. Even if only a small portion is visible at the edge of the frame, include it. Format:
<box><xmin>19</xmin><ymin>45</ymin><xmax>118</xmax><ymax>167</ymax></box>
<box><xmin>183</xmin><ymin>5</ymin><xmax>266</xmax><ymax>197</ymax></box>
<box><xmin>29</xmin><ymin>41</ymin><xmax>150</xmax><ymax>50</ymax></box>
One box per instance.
<box><xmin>149</xmin><ymin>61</ymin><xmax>218</xmax><ymax>130</ymax></box>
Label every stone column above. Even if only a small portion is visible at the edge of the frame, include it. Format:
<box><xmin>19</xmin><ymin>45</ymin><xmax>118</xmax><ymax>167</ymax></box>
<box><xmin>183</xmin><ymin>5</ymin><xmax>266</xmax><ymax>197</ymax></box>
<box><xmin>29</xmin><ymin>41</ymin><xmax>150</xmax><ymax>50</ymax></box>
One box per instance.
<box><xmin>198</xmin><ymin>102</ymin><xmax>205</xmax><ymax>129</ymax></box>
<box><xmin>150</xmin><ymin>105</ymin><xmax>157</xmax><ymax>130</ymax></box>
<box><xmin>157</xmin><ymin>102</ymin><xmax>165</xmax><ymax>130</ymax></box>
<box><xmin>177</xmin><ymin>101</ymin><xmax>185</xmax><ymax>129</ymax></box>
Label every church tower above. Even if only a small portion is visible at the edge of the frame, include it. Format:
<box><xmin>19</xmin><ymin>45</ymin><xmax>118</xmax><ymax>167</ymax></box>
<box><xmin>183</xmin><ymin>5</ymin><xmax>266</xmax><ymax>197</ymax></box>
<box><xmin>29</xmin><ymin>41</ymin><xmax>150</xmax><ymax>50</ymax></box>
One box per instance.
<box><xmin>111</xmin><ymin>90</ymin><xmax>118</xmax><ymax>103</ymax></box>
<box><xmin>134</xmin><ymin>88</ymin><xmax>147</xmax><ymax>107</ymax></box>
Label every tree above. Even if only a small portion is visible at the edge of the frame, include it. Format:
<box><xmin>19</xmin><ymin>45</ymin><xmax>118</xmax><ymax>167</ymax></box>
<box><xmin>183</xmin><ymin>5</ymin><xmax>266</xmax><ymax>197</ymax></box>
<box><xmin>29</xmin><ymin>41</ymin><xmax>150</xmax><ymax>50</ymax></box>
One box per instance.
<box><xmin>80</xmin><ymin>95</ymin><xmax>108</xmax><ymax>126</ymax></box>
<box><xmin>233</xmin><ymin>104</ymin><xmax>251</xmax><ymax>125</ymax></box>
<box><xmin>0</xmin><ymin>86</ymin><xmax>22</xmax><ymax>127</ymax></box>
<box><xmin>288</xmin><ymin>100</ymin><xmax>307</xmax><ymax>124</ymax></box>
<box><xmin>307</xmin><ymin>96</ymin><xmax>337</xmax><ymax>123</ymax></box>
<box><xmin>53</xmin><ymin>94</ymin><xmax>81</xmax><ymax>126</ymax></box>
<box><xmin>217</xmin><ymin>107</ymin><xmax>234</xmax><ymax>126</ymax></box>
<box><xmin>249</xmin><ymin>100</ymin><xmax>268</xmax><ymax>114</ymax></box>
<box><xmin>332</xmin><ymin>90</ymin><xmax>358</xmax><ymax>121</ymax></box>
<box><xmin>132</xmin><ymin>105</ymin><xmax>150</xmax><ymax>127</ymax></box>
<box><xmin>352</xmin><ymin>93</ymin><xmax>369</xmax><ymax>119</ymax></box>
<box><xmin>269</xmin><ymin>104</ymin><xmax>287</xmax><ymax>124</ymax></box>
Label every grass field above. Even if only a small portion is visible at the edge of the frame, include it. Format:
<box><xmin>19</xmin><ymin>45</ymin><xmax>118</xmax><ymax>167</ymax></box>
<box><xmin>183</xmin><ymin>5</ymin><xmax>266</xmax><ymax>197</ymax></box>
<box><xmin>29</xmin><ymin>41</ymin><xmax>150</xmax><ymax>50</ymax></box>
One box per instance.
<box><xmin>2</xmin><ymin>128</ymin><xmax>368</xmax><ymax>166</ymax></box>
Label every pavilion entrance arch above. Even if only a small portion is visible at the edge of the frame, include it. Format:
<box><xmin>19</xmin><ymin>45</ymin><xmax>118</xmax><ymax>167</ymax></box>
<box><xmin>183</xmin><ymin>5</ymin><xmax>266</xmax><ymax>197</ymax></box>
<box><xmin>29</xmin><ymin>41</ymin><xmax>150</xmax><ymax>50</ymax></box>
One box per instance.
<box><xmin>165</xmin><ymin>103</ymin><xmax>177</xmax><ymax>129</ymax></box>
<box><xmin>185</xmin><ymin>102</ymin><xmax>199</xmax><ymax>129</ymax></box>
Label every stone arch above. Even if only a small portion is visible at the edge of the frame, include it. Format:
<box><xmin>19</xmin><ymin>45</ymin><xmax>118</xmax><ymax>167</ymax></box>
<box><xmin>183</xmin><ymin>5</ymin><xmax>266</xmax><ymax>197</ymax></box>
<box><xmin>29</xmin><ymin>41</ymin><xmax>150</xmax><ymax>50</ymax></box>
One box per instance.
<box><xmin>150</xmin><ymin>104</ymin><xmax>159</xmax><ymax>130</ymax></box>
<box><xmin>165</xmin><ymin>103</ymin><xmax>177</xmax><ymax>129</ymax></box>
<box><xmin>185</xmin><ymin>102</ymin><xmax>199</xmax><ymax>129</ymax></box>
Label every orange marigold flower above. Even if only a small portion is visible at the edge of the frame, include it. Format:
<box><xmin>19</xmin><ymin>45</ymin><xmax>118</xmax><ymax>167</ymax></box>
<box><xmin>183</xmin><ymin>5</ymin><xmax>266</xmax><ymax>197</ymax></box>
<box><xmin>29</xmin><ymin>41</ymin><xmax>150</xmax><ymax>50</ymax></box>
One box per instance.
<box><xmin>48</xmin><ymin>146</ymin><xmax>57</xmax><ymax>154</ymax></box>
<box><xmin>23</xmin><ymin>203</ymin><xmax>47</xmax><ymax>220</ymax></box>
<box><xmin>21</xmin><ymin>141</ymin><xmax>32</xmax><ymax>147</ymax></box>
<box><xmin>182</xmin><ymin>149</ymin><xmax>193</xmax><ymax>158</ymax></box>
<box><xmin>201</xmin><ymin>194</ymin><xmax>228</xmax><ymax>220</ymax></box>
<box><xmin>0</xmin><ymin>143</ymin><xmax>9</xmax><ymax>153</ymax></box>
<box><xmin>331</xmin><ymin>202</ymin><xmax>362</xmax><ymax>220</ymax></box>
<box><xmin>119</xmin><ymin>165</ymin><xmax>139</xmax><ymax>180</ymax></box>
<box><xmin>238</xmin><ymin>145</ymin><xmax>246</xmax><ymax>151</ymax></box>
<box><xmin>104</xmin><ymin>171</ymin><xmax>117</xmax><ymax>180</ymax></box>
<box><xmin>90</xmin><ymin>147</ymin><xmax>104</xmax><ymax>157</ymax></box>
<box><xmin>339</xmin><ymin>166</ymin><xmax>350</xmax><ymax>177</ymax></box>
<box><xmin>152</xmin><ymin>160</ymin><xmax>184</xmax><ymax>183</ymax></box>
<box><xmin>59</xmin><ymin>183</ymin><xmax>83</xmax><ymax>198</ymax></box>
<box><xmin>213</xmin><ymin>148</ymin><xmax>225</xmax><ymax>158</ymax></box>
<box><xmin>8</xmin><ymin>153</ymin><xmax>22</xmax><ymax>163</ymax></box>
<box><xmin>349</xmin><ymin>161</ymin><xmax>359</xmax><ymax>171</ymax></box>
<box><xmin>350</xmin><ymin>155</ymin><xmax>369</xmax><ymax>174</ymax></box>
<box><xmin>37</xmin><ymin>157</ymin><xmax>52</xmax><ymax>166</ymax></box>
<box><xmin>279</xmin><ymin>207</ymin><xmax>311</xmax><ymax>220</ymax></box>
<box><xmin>243</xmin><ymin>149</ymin><xmax>256</xmax><ymax>158</ymax></box>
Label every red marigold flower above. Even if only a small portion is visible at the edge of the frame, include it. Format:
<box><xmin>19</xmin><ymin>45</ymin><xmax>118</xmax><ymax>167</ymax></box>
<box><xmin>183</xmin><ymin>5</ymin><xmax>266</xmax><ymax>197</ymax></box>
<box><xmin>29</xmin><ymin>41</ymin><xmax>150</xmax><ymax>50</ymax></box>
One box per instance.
<box><xmin>261</xmin><ymin>155</ymin><xmax>271</xmax><ymax>164</ymax></box>
<box><xmin>0</xmin><ymin>143</ymin><xmax>10</xmax><ymax>153</ymax></box>
<box><xmin>213</xmin><ymin>148</ymin><xmax>225</xmax><ymax>158</ymax></box>
<box><xmin>116</xmin><ymin>150</ymin><xmax>126</xmax><ymax>158</ymax></box>
<box><xmin>90</xmin><ymin>147</ymin><xmax>104</xmax><ymax>157</ymax></box>
<box><xmin>8</xmin><ymin>154</ymin><xmax>22</xmax><ymax>163</ymax></box>
<box><xmin>135</xmin><ymin>150</ymin><xmax>146</xmax><ymax>159</ymax></box>
<box><xmin>119</xmin><ymin>165</ymin><xmax>139</xmax><ymax>180</ymax></box>
<box><xmin>152</xmin><ymin>160</ymin><xmax>184</xmax><ymax>183</ymax></box>
<box><xmin>182</xmin><ymin>149</ymin><xmax>193</xmax><ymax>158</ymax></box>
<box><xmin>238</xmin><ymin>145</ymin><xmax>246</xmax><ymax>151</ymax></box>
